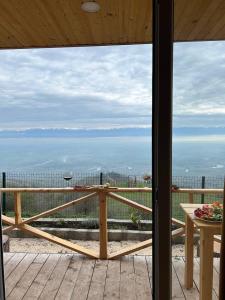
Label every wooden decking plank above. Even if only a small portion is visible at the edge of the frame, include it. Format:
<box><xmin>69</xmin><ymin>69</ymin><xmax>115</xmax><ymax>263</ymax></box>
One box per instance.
<box><xmin>213</xmin><ymin>258</ymin><xmax>220</xmax><ymax>274</ymax></box>
<box><xmin>195</xmin><ymin>257</ymin><xmax>220</xmax><ymax>298</ymax></box>
<box><xmin>6</xmin><ymin>253</ymin><xmax>37</xmax><ymax>297</ymax></box>
<box><xmin>55</xmin><ymin>255</ymin><xmax>83</xmax><ymax>300</ymax></box>
<box><xmin>103</xmin><ymin>260</ymin><xmax>120</xmax><ymax>300</ymax></box>
<box><xmin>23</xmin><ymin>253</ymin><xmax>61</xmax><ymax>300</ymax></box>
<box><xmin>39</xmin><ymin>254</ymin><xmax>72</xmax><ymax>300</ymax></box>
<box><xmin>145</xmin><ymin>256</ymin><xmax>152</xmax><ymax>288</ymax></box>
<box><xmin>172</xmin><ymin>260</ymin><xmax>185</xmax><ymax>299</ymax></box>
<box><xmin>3</xmin><ymin>253</ymin><xmax>15</xmax><ymax>265</ymax></box>
<box><xmin>87</xmin><ymin>259</ymin><xmax>108</xmax><ymax>300</ymax></box>
<box><xmin>70</xmin><ymin>258</ymin><xmax>95</xmax><ymax>300</ymax></box>
<box><xmin>7</xmin><ymin>254</ymin><xmax>49</xmax><ymax>300</ymax></box>
<box><xmin>134</xmin><ymin>256</ymin><xmax>152</xmax><ymax>300</ymax></box>
<box><xmin>4</xmin><ymin>253</ymin><xmax>26</xmax><ymax>279</ymax></box>
<box><xmin>188</xmin><ymin>257</ymin><xmax>218</xmax><ymax>300</ymax></box>
<box><xmin>173</xmin><ymin>257</ymin><xmax>199</xmax><ymax>300</ymax></box>
<box><xmin>120</xmin><ymin>256</ymin><xmax>136</xmax><ymax>300</ymax></box>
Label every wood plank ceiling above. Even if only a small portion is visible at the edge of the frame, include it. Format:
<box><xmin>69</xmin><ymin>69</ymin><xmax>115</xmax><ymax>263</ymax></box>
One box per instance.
<box><xmin>0</xmin><ymin>0</ymin><xmax>224</xmax><ymax>49</ymax></box>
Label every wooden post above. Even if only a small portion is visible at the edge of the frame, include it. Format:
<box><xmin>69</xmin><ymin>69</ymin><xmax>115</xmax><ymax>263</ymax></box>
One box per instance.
<box><xmin>184</xmin><ymin>215</ymin><xmax>194</xmax><ymax>289</ymax></box>
<box><xmin>188</xmin><ymin>193</ymin><xmax>193</xmax><ymax>204</ymax></box>
<box><xmin>99</xmin><ymin>191</ymin><xmax>108</xmax><ymax>259</ymax></box>
<box><xmin>14</xmin><ymin>192</ymin><xmax>22</xmax><ymax>225</ymax></box>
<box><xmin>199</xmin><ymin>229</ymin><xmax>214</xmax><ymax>300</ymax></box>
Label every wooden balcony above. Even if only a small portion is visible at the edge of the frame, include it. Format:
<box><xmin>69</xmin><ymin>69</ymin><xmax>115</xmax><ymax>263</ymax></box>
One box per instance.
<box><xmin>1</xmin><ymin>186</ymin><xmax>223</xmax><ymax>299</ymax></box>
<box><xmin>3</xmin><ymin>252</ymin><xmax>220</xmax><ymax>300</ymax></box>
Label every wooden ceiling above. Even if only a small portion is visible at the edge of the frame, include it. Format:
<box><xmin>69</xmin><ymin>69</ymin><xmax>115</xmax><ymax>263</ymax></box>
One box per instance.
<box><xmin>0</xmin><ymin>0</ymin><xmax>224</xmax><ymax>49</ymax></box>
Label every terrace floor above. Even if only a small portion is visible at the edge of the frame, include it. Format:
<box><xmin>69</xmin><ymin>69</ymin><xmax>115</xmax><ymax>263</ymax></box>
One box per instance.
<box><xmin>3</xmin><ymin>253</ymin><xmax>220</xmax><ymax>300</ymax></box>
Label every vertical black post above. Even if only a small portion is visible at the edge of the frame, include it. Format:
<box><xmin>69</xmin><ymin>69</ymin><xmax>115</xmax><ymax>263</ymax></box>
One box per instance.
<box><xmin>0</xmin><ymin>194</ymin><xmax>6</xmax><ymax>300</ymax></box>
<box><xmin>2</xmin><ymin>173</ymin><xmax>6</xmax><ymax>214</ymax></box>
<box><xmin>201</xmin><ymin>176</ymin><xmax>205</xmax><ymax>204</ymax></box>
<box><xmin>100</xmin><ymin>172</ymin><xmax>103</xmax><ymax>185</ymax></box>
<box><xmin>152</xmin><ymin>0</ymin><xmax>174</xmax><ymax>299</ymax></box>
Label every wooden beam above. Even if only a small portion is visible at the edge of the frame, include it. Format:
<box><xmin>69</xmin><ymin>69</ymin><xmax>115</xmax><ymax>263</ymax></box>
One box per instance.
<box><xmin>0</xmin><ymin>187</ymin><xmax>223</xmax><ymax>194</ymax></box>
<box><xmin>214</xmin><ymin>235</ymin><xmax>221</xmax><ymax>243</ymax></box>
<box><xmin>19</xmin><ymin>224</ymin><xmax>99</xmax><ymax>259</ymax></box>
<box><xmin>99</xmin><ymin>192</ymin><xmax>108</xmax><ymax>259</ymax></box>
<box><xmin>108</xmin><ymin>192</ymin><xmax>151</xmax><ymax>213</ymax></box>
<box><xmin>14</xmin><ymin>192</ymin><xmax>22</xmax><ymax>225</ymax></box>
<box><xmin>20</xmin><ymin>192</ymin><xmax>97</xmax><ymax>225</ymax></box>
<box><xmin>171</xmin><ymin>218</ymin><xmax>185</xmax><ymax>228</ymax></box>
<box><xmin>2</xmin><ymin>225</ymin><xmax>16</xmax><ymax>234</ymax></box>
<box><xmin>171</xmin><ymin>227</ymin><xmax>185</xmax><ymax>239</ymax></box>
<box><xmin>1</xmin><ymin>215</ymin><xmax>15</xmax><ymax>226</ymax></box>
<box><xmin>108</xmin><ymin>239</ymin><xmax>152</xmax><ymax>259</ymax></box>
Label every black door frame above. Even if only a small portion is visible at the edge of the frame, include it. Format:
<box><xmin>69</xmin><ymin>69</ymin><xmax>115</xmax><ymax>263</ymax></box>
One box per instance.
<box><xmin>152</xmin><ymin>0</ymin><xmax>174</xmax><ymax>299</ymax></box>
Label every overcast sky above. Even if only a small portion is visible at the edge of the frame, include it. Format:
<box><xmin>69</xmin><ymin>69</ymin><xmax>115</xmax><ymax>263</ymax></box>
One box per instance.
<box><xmin>0</xmin><ymin>41</ymin><xmax>225</xmax><ymax>130</ymax></box>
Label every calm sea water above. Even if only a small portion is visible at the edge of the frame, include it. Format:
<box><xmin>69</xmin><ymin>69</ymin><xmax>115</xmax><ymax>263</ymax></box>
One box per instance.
<box><xmin>0</xmin><ymin>136</ymin><xmax>224</xmax><ymax>176</ymax></box>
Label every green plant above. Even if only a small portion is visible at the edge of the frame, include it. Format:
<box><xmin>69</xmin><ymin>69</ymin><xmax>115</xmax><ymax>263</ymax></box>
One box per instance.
<box><xmin>129</xmin><ymin>209</ymin><xmax>142</xmax><ymax>229</ymax></box>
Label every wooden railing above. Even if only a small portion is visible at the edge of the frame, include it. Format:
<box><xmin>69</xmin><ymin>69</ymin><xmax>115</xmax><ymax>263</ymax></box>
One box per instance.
<box><xmin>0</xmin><ymin>187</ymin><xmax>223</xmax><ymax>259</ymax></box>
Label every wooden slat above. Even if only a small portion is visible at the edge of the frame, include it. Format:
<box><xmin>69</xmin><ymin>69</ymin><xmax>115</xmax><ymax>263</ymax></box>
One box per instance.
<box><xmin>70</xmin><ymin>258</ymin><xmax>95</xmax><ymax>300</ymax></box>
<box><xmin>214</xmin><ymin>235</ymin><xmax>221</xmax><ymax>243</ymax></box>
<box><xmin>172</xmin><ymin>262</ymin><xmax>185</xmax><ymax>299</ymax></box>
<box><xmin>104</xmin><ymin>260</ymin><xmax>121</xmax><ymax>299</ymax></box>
<box><xmin>4</xmin><ymin>253</ymin><xmax>26</xmax><ymax>279</ymax></box>
<box><xmin>172</xmin><ymin>218</ymin><xmax>185</xmax><ymax>228</ymax></box>
<box><xmin>23</xmin><ymin>254</ymin><xmax>61</xmax><ymax>300</ymax></box>
<box><xmin>55</xmin><ymin>255</ymin><xmax>83</xmax><ymax>300</ymax></box>
<box><xmin>2</xmin><ymin>215</ymin><xmax>15</xmax><ymax>226</ymax></box>
<box><xmin>3</xmin><ymin>253</ymin><xmax>15</xmax><ymax>265</ymax></box>
<box><xmin>2</xmin><ymin>225</ymin><xmax>17</xmax><ymax>234</ymax></box>
<box><xmin>87</xmin><ymin>259</ymin><xmax>108</xmax><ymax>299</ymax></box>
<box><xmin>14</xmin><ymin>192</ymin><xmax>22</xmax><ymax>225</ymax></box>
<box><xmin>99</xmin><ymin>191</ymin><xmax>108</xmax><ymax>259</ymax></box>
<box><xmin>39</xmin><ymin>254</ymin><xmax>72</xmax><ymax>300</ymax></box>
<box><xmin>108</xmin><ymin>192</ymin><xmax>151</xmax><ymax>213</ymax></box>
<box><xmin>145</xmin><ymin>256</ymin><xmax>152</xmax><ymax>289</ymax></box>
<box><xmin>134</xmin><ymin>256</ymin><xmax>152</xmax><ymax>300</ymax></box>
<box><xmin>6</xmin><ymin>253</ymin><xmax>37</xmax><ymax>297</ymax></box>
<box><xmin>108</xmin><ymin>239</ymin><xmax>152</xmax><ymax>259</ymax></box>
<box><xmin>120</xmin><ymin>256</ymin><xmax>136</xmax><ymax>300</ymax></box>
<box><xmin>21</xmin><ymin>192</ymin><xmax>97</xmax><ymax>225</ymax></box>
<box><xmin>172</xmin><ymin>227</ymin><xmax>185</xmax><ymax>239</ymax></box>
<box><xmin>7</xmin><ymin>254</ymin><xmax>49</xmax><ymax>300</ymax></box>
<box><xmin>173</xmin><ymin>257</ymin><xmax>199</xmax><ymax>300</ymax></box>
<box><xmin>19</xmin><ymin>223</ymin><xmax>99</xmax><ymax>259</ymax></box>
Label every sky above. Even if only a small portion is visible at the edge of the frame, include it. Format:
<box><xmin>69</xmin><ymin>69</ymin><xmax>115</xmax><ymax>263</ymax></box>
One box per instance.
<box><xmin>0</xmin><ymin>41</ymin><xmax>225</xmax><ymax>130</ymax></box>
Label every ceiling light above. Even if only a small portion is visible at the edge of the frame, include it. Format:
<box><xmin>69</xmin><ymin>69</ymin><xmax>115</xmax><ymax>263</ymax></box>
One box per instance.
<box><xmin>81</xmin><ymin>1</ymin><xmax>100</xmax><ymax>13</ymax></box>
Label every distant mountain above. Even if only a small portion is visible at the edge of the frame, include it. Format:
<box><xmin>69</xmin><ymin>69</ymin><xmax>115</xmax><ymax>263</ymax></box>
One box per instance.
<box><xmin>0</xmin><ymin>127</ymin><xmax>224</xmax><ymax>138</ymax></box>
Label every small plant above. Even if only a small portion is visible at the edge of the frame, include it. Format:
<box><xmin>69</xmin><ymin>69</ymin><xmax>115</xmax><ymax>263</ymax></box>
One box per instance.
<box><xmin>130</xmin><ymin>209</ymin><xmax>142</xmax><ymax>229</ymax></box>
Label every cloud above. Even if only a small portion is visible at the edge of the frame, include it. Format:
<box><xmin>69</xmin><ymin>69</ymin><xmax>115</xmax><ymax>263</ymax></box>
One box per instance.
<box><xmin>0</xmin><ymin>42</ymin><xmax>224</xmax><ymax>129</ymax></box>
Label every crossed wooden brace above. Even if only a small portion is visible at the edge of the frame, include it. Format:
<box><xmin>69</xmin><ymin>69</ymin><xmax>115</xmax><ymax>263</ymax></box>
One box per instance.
<box><xmin>1</xmin><ymin>191</ymin><xmax>185</xmax><ymax>259</ymax></box>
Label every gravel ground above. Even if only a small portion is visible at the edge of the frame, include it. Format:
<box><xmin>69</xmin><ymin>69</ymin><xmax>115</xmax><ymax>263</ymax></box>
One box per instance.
<box><xmin>9</xmin><ymin>238</ymin><xmax>197</xmax><ymax>256</ymax></box>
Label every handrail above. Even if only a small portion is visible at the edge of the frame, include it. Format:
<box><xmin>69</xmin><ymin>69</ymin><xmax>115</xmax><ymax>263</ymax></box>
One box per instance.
<box><xmin>0</xmin><ymin>186</ymin><xmax>223</xmax><ymax>259</ymax></box>
<box><xmin>0</xmin><ymin>187</ymin><xmax>223</xmax><ymax>193</ymax></box>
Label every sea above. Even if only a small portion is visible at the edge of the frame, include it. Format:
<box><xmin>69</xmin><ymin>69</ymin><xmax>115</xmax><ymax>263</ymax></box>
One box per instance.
<box><xmin>0</xmin><ymin>135</ymin><xmax>224</xmax><ymax>177</ymax></box>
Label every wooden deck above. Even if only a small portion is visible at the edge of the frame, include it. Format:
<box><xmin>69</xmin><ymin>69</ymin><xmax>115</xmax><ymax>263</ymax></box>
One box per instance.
<box><xmin>3</xmin><ymin>253</ymin><xmax>220</xmax><ymax>300</ymax></box>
